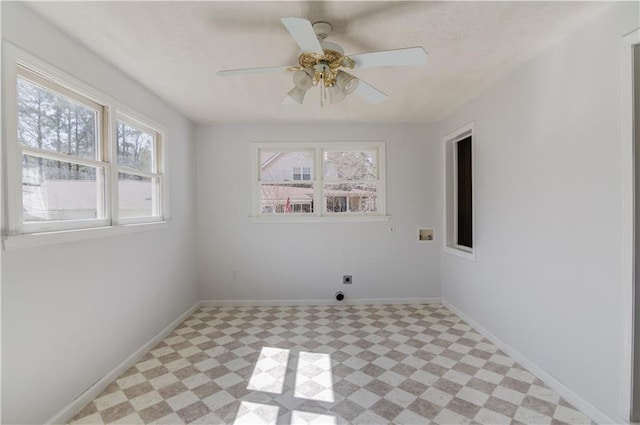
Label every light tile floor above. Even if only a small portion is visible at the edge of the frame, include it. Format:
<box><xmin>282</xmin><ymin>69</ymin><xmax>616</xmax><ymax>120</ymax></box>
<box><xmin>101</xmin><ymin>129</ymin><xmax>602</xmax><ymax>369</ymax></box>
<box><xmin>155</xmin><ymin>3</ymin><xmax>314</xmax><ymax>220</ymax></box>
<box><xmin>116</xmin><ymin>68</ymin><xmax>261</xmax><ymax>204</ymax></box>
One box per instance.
<box><xmin>70</xmin><ymin>304</ymin><xmax>594</xmax><ymax>424</ymax></box>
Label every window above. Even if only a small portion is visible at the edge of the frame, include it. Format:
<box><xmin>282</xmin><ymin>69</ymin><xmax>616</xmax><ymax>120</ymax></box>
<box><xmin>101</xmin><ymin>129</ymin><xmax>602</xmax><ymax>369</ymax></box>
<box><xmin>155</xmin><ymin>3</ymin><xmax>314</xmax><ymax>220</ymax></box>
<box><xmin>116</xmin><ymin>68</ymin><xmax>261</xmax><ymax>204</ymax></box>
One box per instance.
<box><xmin>323</xmin><ymin>149</ymin><xmax>378</xmax><ymax>214</ymax></box>
<box><xmin>253</xmin><ymin>142</ymin><xmax>386</xmax><ymax>220</ymax></box>
<box><xmin>292</xmin><ymin>167</ymin><xmax>311</xmax><ymax>181</ymax></box>
<box><xmin>259</xmin><ymin>150</ymin><xmax>315</xmax><ymax>215</ymax></box>
<box><xmin>444</xmin><ymin>123</ymin><xmax>475</xmax><ymax>259</ymax></box>
<box><xmin>116</xmin><ymin>118</ymin><xmax>163</xmax><ymax>222</ymax></box>
<box><xmin>5</xmin><ymin>49</ymin><xmax>167</xmax><ymax>242</ymax></box>
<box><xmin>16</xmin><ymin>67</ymin><xmax>108</xmax><ymax>232</ymax></box>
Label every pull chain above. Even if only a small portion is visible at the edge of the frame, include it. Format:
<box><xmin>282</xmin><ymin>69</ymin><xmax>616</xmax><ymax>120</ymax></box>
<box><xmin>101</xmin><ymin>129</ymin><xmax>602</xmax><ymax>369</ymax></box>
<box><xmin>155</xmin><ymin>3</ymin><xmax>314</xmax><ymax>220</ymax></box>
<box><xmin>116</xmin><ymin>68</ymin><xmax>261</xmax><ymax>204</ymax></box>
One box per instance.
<box><xmin>320</xmin><ymin>74</ymin><xmax>324</xmax><ymax>108</ymax></box>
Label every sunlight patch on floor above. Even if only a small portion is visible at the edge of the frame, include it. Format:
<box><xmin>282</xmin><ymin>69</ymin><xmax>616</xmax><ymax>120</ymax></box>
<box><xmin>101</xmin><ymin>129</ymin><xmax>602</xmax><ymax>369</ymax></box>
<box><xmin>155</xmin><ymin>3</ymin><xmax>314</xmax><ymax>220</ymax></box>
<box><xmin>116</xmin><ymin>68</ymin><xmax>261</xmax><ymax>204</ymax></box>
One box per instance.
<box><xmin>246</xmin><ymin>347</ymin><xmax>290</xmax><ymax>394</ymax></box>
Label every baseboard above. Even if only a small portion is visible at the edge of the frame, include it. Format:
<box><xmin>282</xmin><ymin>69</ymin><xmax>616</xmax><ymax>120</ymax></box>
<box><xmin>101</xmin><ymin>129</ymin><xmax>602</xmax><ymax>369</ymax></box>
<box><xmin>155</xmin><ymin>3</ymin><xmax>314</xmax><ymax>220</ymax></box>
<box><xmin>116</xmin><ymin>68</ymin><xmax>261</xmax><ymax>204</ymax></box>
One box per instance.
<box><xmin>201</xmin><ymin>297</ymin><xmax>441</xmax><ymax>307</ymax></box>
<box><xmin>441</xmin><ymin>299</ymin><xmax>620</xmax><ymax>425</ymax></box>
<box><xmin>45</xmin><ymin>301</ymin><xmax>202</xmax><ymax>425</ymax></box>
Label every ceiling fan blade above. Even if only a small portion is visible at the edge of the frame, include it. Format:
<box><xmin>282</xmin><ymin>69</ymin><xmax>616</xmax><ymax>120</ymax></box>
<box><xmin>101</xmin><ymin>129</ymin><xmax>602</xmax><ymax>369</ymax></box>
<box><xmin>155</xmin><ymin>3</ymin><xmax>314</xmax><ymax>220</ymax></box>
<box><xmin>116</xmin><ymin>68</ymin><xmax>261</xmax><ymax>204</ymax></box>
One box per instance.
<box><xmin>280</xmin><ymin>17</ymin><xmax>324</xmax><ymax>54</ymax></box>
<box><xmin>354</xmin><ymin>79</ymin><xmax>387</xmax><ymax>104</ymax></box>
<box><xmin>217</xmin><ymin>66</ymin><xmax>291</xmax><ymax>77</ymax></box>
<box><xmin>350</xmin><ymin>47</ymin><xmax>428</xmax><ymax>69</ymax></box>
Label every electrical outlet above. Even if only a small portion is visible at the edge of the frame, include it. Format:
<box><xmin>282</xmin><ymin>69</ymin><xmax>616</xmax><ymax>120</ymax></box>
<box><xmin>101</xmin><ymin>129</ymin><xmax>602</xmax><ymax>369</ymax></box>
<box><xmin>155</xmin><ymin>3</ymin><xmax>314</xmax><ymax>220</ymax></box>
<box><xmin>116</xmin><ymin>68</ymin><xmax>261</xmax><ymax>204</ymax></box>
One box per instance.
<box><xmin>343</xmin><ymin>275</ymin><xmax>352</xmax><ymax>284</ymax></box>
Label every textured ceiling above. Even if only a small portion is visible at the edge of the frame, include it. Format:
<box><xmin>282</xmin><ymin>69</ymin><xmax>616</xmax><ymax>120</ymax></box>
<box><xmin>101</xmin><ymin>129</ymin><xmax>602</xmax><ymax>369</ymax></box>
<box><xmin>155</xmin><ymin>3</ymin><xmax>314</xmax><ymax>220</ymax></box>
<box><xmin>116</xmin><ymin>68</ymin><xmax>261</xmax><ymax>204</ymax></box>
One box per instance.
<box><xmin>27</xmin><ymin>1</ymin><xmax>611</xmax><ymax>124</ymax></box>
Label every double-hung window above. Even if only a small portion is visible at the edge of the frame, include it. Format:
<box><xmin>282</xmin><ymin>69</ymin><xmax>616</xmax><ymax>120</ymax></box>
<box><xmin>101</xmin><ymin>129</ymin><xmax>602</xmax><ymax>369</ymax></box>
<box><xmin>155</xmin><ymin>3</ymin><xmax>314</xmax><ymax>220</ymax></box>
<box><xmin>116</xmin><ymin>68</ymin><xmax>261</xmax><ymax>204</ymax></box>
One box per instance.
<box><xmin>5</xmin><ymin>47</ymin><xmax>167</xmax><ymax>244</ymax></box>
<box><xmin>16</xmin><ymin>67</ymin><xmax>109</xmax><ymax>233</ymax></box>
<box><xmin>253</xmin><ymin>142</ymin><xmax>386</xmax><ymax>220</ymax></box>
<box><xmin>116</xmin><ymin>118</ymin><xmax>163</xmax><ymax>223</ymax></box>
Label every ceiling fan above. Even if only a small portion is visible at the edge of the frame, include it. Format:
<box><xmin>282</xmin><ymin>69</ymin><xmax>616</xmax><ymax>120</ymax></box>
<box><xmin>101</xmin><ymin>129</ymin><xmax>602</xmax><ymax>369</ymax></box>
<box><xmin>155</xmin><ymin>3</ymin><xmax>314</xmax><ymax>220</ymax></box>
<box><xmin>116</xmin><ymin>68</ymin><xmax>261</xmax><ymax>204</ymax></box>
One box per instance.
<box><xmin>217</xmin><ymin>17</ymin><xmax>428</xmax><ymax>106</ymax></box>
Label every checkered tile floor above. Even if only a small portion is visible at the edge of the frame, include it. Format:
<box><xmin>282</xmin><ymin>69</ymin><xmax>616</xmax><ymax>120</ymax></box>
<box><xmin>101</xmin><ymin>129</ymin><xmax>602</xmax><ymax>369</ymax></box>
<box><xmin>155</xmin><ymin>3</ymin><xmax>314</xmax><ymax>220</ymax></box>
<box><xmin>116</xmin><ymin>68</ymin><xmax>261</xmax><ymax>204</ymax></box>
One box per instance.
<box><xmin>70</xmin><ymin>304</ymin><xmax>593</xmax><ymax>424</ymax></box>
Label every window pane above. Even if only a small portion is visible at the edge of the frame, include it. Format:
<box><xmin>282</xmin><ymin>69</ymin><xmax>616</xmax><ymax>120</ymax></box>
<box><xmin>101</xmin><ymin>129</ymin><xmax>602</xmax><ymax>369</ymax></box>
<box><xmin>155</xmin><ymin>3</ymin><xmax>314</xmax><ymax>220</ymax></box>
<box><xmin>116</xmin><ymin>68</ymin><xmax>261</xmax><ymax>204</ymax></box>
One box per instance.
<box><xmin>456</xmin><ymin>137</ymin><xmax>473</xmax><ymax>248</ymax></box>
<box><xmin>117</xmin><ymin>121</ymin><xmax>155</xmax><ymax>172</ymax></box>
<box><xmin>17</xmin><ymin>77</ymin><xmax>97</xmax><ymax>159</ymax></box>
<box><xmin>324</xmin><ymin>183</ymin><xmax>377</xmax><ymax>213</ymax></box>
<box><xmin>323</xmin><ymin>150</ymin><xmax>377</xmax><ymax>180</ymax></box>
<box><xmin>118</xmin><ymin>173</ymin><xmax>156</xmax><ymax>218</ymax></box>
<box><xmin>22</xmin><ymin>154</ymin><xmax>101</xmax><ymax>222</ymax></box>
<box><xmin>260</xmin><ymin>183</ymin><xmax>314</xmax><ymax>214</ymax></box>
<box><xmin>259</xmin><ymin>150</ymin><xmax>314</xmax><ymax>182</ymax></box>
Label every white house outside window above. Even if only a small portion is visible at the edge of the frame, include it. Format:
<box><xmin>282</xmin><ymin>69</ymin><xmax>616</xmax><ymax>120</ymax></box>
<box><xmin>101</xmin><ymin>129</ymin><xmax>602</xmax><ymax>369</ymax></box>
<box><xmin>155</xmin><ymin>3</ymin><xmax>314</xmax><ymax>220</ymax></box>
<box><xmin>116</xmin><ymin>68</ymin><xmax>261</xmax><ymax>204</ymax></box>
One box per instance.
<box><xmin>293</xmin><ymin>166</ymin><xmax>311</xmax><ymax>181</ymax></box>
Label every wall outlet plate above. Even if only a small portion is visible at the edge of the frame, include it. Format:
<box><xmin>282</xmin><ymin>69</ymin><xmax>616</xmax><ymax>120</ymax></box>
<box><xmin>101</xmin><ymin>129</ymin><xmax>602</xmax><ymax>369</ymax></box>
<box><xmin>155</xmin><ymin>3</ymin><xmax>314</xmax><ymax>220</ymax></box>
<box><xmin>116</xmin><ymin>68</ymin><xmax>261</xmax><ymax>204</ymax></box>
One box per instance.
<box><xmin>418</xmin><ymin>228</ymin><xmax>435</xmax><ymax>242</ymax></box>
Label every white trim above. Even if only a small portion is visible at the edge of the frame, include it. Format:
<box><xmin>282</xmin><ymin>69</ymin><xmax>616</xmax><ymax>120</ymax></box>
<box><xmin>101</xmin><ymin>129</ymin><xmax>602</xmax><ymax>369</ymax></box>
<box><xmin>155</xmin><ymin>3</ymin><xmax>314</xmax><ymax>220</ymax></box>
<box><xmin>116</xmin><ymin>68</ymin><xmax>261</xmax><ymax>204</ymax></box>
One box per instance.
<box><xmin>5</xmin><ymin>43</ymin><xmax>25</xmax><ymax>235</ymax></box>
<box><xmin>442</xmin><ymin>121</ymin><xmax>476</xmax><ymax>261</ymax></box>
<box><xmin>442</xmin><ymin>246</ymin><xmax>476</xmax><ymax>261</ymax></box>
<box><xmin>621</xmin><ymin>27</ymin><xmax>640</xmax><ymax>423</ymax></box>
<box><xmin>45</xmin><ymin>302</ymin><xmax>201</xmax><ymax>425</ymax></box>
<box><xmin>21</xmin><ymin>147</ymin><xmax>108</xmax><ymax>171</ymax></box>
<box><xmin>201</xmin><ymin>297</ymin><xmax>441</xmax><ymax>307</ymax></box>
<box><xmin>3</xmin><ymin>221</ymin><xmax>168</xmax><ymax>250</ymax></box>
<box><xmin>249</xmin><ymin>214</ymin><xmax>390</xmax><ymax>223</ymax></box>
<box><xmin>1</xmin><ymin>7</ymin><xmax>4</xmax><ymax>425</ymax></box>
<box><xmin>116</xmin><ymin>166</ymin><xmax>159</xmax><ymax>180</ymax></box>
<box><xmin>22</xmin><ymin>218</ymin><xmax>112</xmax><ymax>235</ymax></box>
<box><xmin>107</xmin><ymin>105</ymin><xmax>120</xmax><ymax>226</ymax></box>
<box><xmin>18</xmin><ymin>66</ymin><xmax>104</xmax><ymax>113</ymax></box>
<box><xmin>442</xmin><ymin>299</ymin><xmax>620</xmax><ymax>425</ymax></box>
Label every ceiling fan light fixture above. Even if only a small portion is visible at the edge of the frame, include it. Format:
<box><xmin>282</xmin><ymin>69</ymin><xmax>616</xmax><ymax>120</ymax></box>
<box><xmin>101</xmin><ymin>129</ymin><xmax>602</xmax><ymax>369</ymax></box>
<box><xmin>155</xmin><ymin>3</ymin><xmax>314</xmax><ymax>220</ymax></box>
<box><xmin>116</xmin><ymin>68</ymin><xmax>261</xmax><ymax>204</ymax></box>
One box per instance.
<box><xmin>287</xmin><ymin>86</ymin><xmax>306</xmax><ymax>104</ymax></box>
<box><xmin>336</xmin><ymin>71</ymin><xmax>359</xmax><ymax>95</ymax></box>
<box><xmin>328</xmin><ymin>84</ymin><xmax>346</xmax><ymax>104</ymax></box>
<box><xmin>293</xmin><ymin>69</ymin><xmax>314</xmax><ymax>90</ymax></box>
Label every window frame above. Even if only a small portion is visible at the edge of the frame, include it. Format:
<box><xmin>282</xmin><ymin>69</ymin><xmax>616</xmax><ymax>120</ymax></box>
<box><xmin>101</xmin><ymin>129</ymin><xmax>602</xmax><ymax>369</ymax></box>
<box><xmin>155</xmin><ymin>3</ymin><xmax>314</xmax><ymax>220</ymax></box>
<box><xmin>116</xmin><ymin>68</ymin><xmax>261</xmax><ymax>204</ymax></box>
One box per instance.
<box><xmin>322</xmin><ymin>146</ymin><xmax>381</xmax><ymax>215</ymax></box>
<box><xmin>443</xmin><ymin>122</ymin><xmax>476</xmax><ymax>261</ymax></box>
<box><xmin>115</xmin><ymin>113</ymin><xmax>165</xmax><ymax>225</ymax></box>
<box><xmin>251</xmin><ymin>141</ymin><xmax>388</xmax><ymax>222</ymax></box>
<box><xmin>3</xmin><ymin>44</ymin><xmax>169</xmax><ymax>248</ymax></box>
<box><xmin>292</xmin><ymin>166</ymin><xmax>311</xmax><ymax>181</ymax></box>
<box><xmin>15</xmin><ymin>66</ymin><xmax>111</xmax><ymax>234</ymax></box>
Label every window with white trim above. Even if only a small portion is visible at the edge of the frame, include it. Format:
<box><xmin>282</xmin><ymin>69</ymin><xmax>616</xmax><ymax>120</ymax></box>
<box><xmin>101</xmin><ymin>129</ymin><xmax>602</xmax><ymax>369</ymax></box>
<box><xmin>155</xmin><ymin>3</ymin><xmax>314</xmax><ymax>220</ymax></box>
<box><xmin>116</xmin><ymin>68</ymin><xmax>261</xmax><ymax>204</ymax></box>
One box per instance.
<box><xmin>253</xmin><ymin>142</ymin><xmax>386</xmax><ymax>219</ymax></box>
<box><xmin>7</xmin><ymin>55</ymin><xmax>166</xmax><ymax>238</ymax></box>
<box><xmin>293</xmin><ymin>166</ymin><xmax>311</xmax><ymax>181</ymax></box>
<box><xmin>16</xmin><ymin>67</ymin><xmax>109</xmax><ymax>232</ymax></box>
<box><xmin>116</xmin><ymin>118</ymin><xmax>163</xmax><ymax>222</ymax></box>
<box><xmin>444</xmin><ymin>123</ymin><xmax>475</xmax><ymax>260</ymax></box>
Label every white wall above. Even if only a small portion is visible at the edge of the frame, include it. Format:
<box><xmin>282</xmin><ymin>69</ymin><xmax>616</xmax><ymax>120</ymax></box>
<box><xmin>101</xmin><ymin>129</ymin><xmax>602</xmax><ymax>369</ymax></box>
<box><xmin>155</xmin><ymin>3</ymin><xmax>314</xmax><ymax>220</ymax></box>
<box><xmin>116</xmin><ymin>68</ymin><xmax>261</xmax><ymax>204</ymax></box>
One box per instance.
<box><xmin>197</xmin><ymin>123</ymin><xmax>441</xmax><ymax>302</ymax></box>
<box><xmin>439</xmin><ymin>3</ymin><xmax>639</xmax><ymax>422</ymax></box>
<box><xmin>1</xmin><ymin>3</ymin><xmax>198</xmax><ymax>423</ymax></box>
<box><xmin>634</xmin><ymin>43</ymin><xmax>640</xmax><ymax>420</ymax></box>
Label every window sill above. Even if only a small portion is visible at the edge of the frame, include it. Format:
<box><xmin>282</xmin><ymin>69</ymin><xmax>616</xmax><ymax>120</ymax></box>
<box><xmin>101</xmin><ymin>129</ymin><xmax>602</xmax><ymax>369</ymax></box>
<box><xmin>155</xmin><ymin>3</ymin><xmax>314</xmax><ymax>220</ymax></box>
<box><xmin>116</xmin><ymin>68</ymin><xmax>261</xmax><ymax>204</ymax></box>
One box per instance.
<box><xmin>3</xmin><ymin>221</ymin><xmax>168</xmax><ymax>251</ymax></box>
<box><xmin>250</xmin><ymin>215</ymin><xmax>390</xmax><ymax>224</ymax></box>
<box><xmin>443</xmin><ymin>246</ymin><xmax>476</xmax><ymax>262</ymax></box>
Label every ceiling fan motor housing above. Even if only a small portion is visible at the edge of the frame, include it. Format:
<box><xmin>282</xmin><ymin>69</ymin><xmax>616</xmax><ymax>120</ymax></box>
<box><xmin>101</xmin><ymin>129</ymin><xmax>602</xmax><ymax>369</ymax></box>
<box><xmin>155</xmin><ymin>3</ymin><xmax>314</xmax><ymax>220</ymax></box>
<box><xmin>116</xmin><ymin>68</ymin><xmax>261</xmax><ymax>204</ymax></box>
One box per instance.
<box><xmin>312</xmin><ymin>21</ymin><xmax>332</xmax><ymax>40</ymax></box>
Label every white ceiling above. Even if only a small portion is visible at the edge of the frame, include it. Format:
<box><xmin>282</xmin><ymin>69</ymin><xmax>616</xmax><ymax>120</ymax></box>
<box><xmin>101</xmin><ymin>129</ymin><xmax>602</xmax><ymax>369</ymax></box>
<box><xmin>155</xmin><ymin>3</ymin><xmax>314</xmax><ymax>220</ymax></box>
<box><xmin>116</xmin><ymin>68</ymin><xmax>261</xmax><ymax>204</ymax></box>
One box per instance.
<box><xmin>27</xmin><ymin>1</ymin><xmax>611</xmax><ymax>124</ymax></box>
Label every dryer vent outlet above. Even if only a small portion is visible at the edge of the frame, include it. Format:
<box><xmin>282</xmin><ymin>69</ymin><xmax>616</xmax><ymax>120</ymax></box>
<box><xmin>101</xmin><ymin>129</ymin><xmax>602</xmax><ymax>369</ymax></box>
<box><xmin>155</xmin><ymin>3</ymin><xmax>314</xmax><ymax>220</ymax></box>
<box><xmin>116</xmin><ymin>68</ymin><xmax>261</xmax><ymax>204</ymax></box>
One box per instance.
<box><xmin>335</xmin><ymin>291</ymin><xmax>345</xmax><ymax>301</ymax></box>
